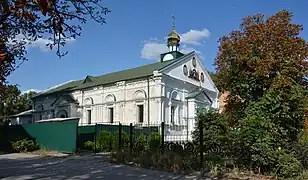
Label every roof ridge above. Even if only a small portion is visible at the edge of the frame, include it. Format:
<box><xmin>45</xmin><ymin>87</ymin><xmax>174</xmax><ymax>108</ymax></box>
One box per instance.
<box><xmin>91</xmin><ymin>60</ymin><xmax>175</xmax><ymax>79</ymax></box>
<box><xmin>158</xmin><ymin>51</ymin><xmax>195</xmax><ymax>71</ymax></box>
<box><xmin>33</xmin><ymin>52</ymin><xmax>195</xmax><ymax>98</ymax></box>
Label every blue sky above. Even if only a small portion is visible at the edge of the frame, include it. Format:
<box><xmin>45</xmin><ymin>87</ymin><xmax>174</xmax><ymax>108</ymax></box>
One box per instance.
<box><xmin>7</xmin><ymin>0</ymin><xmax>308</xmax><ymax>92</ymax></box>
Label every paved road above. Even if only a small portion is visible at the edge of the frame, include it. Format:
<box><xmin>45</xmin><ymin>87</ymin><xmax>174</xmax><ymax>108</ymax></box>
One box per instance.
<box><xmin>0</xmin><ymin>153</ymin><xmax>201</xmax><ymax>180</ymax></box>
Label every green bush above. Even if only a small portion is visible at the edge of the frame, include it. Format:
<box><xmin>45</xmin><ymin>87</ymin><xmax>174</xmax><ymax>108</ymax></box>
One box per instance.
<box><xmin>149</xmin><ymin>132</ymin><xmax>161</xmax><ymax>152</ymax></box>
<box><xmin>136</xmin><ymin>134</ymin><xmax>147</xmax><ymax>144</ymax></box>
<box><xmin>84</xmin><ymin>141</ymin><xmax>94</xmax><ymax>150</ymax></box>
<box><xmin>11</xmin><ymin>138</ymin><xmax>39</xmax><ymax>152</ymax></box>
<box><xmin>299</xmin><ymin>131</ymin><xmax>308</xmax><ymax>145</ymax></box>
<box><xmin>275</xmin><ymin>151</ymin><xmax>302</xmax><ymax>178</ymax></box>
<box><xmin>284</xmin><ymin>142</ymin><xmax>308</xmax><ymax>169</ymax></box>
<box><xmin>96</xmin><ymin>131</ymin><xmax>113</xmax><ymax>151</ymax></box>
<box><xmin>112</xmin><ymin>131</ymin><xmax>130</xmax><ymax>151</ymax></box>
<box><xmin>291</xmin><ymin>170</ymin><xmax>308</xmax><ymax>180</ymax></box>
<box><xmin>133</xmin><ymin>134</ymin><xmax>147</xmax><ymax>152</ymax></box>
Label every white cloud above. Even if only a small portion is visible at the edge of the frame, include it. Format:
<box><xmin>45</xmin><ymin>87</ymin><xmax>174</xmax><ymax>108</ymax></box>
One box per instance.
<box><xmin>141</xmin><ymin>41</ymin><xmax>203</xmax><ymax>61</ymax></box>
<box><xmin>27</xmin><ymin>38</ymin><xmax>53</xmax><ymax>51</ymax></box>
<box><xmin>141</xmin><ymin>40</ymin><xmax>168</xmax><ymax>61</ymax></box>
<box><xmin>21</xmin><ymin>89</ymin><xmax>42</xmax><ymax>94</ymax></box>
<box><xmin>141</xmin><ymin>28</ymin><xmax>209</xmax><ymax>61</ymax></box>
<box><xmin>8</xmin><ymin>34</ymin><xmax>75</xmax><ymax>52</ymax></box>
<box><xmin>181</xmin><ymin>29</ymin><xmax>210</xmax><ymax>45</ymax></box>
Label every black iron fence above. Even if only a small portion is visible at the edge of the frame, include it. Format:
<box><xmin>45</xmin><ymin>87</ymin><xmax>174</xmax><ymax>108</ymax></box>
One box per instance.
<box><xmin>77</xmin><ymin>121</ymin><xmax>216</xmax><ymax>170</ymax></box>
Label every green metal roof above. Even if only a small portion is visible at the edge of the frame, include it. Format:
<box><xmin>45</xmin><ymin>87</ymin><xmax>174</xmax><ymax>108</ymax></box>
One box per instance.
<box><xmin>186</xmin><ymin>88</ymin><xmax>213</xmax><ymax>104</ymax></box>
<box><xmin>33</xmin><ymin>52</ymin><xmax>194</xmax><ymax>98</ymax></box>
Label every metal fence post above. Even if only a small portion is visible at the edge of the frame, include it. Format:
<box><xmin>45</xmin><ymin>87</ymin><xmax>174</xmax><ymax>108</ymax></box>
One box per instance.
<box><xmin>199</xmin><ymin>120</ymin><xmax>204</xmax><ymax>169</ymax></box>
<box><xmin>118</xmin><ymin>123</ymin><xmax>122</xmax><ymax>151</ymax></box>
<box><xmin>129</xmin><ymin>123</ymin><xmax>133</xmax><ymax>155</ymax></box>
<box><xmin>94</xmin><ymin>123</ymin><xmax>97</xmax><ymax>154</ymax></box>
<box><xmin>161</xmin><ymin>121</ymin><xmax>165</xmax><ymax>153</ymax></box>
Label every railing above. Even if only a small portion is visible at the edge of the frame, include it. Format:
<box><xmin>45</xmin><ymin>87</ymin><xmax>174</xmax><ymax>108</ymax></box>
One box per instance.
<box><xmin>77</xmin><ymin>121</ymin><xmax>208</xmax><ymax>170</ymax></box>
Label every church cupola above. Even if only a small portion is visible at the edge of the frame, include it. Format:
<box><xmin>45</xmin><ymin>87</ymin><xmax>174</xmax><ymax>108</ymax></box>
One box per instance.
<box><xmin>160</xmin><ymin>15</ymin><xmax>184</xmax><ymax>62</ymax></box>
<box><xmin>167</xmin><ymin>15</ymin><xmax>180</xmax><ymax>52</ymax></box>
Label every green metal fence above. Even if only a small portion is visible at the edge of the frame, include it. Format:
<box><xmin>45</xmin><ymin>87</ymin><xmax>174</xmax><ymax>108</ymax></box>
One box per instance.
<box><xmin>0</xmin><ymin>119</ymin><xmax>79</xmax><ymax>153</ymax></box>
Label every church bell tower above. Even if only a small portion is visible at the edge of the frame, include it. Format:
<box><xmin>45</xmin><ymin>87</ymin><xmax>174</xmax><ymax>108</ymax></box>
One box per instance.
<box><xmin>160</xmin><ymin>15</ymin><xmax>184</xmax><ymax>62</ymax></box>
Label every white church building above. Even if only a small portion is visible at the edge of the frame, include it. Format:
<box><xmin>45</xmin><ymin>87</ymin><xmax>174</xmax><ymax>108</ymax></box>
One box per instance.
<box><xmin>31</xmin><ymin>19</ymin><xmax>219</xmax><ymax>141</ymax></box>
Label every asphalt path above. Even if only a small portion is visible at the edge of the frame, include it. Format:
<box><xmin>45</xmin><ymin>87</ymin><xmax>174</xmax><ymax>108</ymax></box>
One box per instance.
<box><xmin>0</xmin><ymin>153</ymin><xmax>203</xmax><ymax>180</ymax></box>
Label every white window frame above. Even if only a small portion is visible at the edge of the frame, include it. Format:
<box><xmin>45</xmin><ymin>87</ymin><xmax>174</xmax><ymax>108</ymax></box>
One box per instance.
<box><xmin>135</xmin><ymin>101</ymin><xmax>145</xmax><ymax>125</ymax></box>
<box><xmin>86</xmin><ymin>109</ymin><xmax>92</xmax><ymax>125</ymax></box>
<box><xmin>107</xmin><ymin>105</ymin><xmax>114</xmax><ymax>124</ymax></box>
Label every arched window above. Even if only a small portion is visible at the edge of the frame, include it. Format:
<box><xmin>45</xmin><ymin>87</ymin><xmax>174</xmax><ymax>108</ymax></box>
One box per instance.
<box><xmin>105</xmin><ymin>94</ymin><xmax>116</xmax><ymax>123</ymax></box>
<box><xmin>134</xmin><ymin>90</ymin><xmax>147</xmax><ymax>100</ymax></box>
<box><xmin>84</xmin><ymin>97</ymin><xmax>94</xmax><ymax>124</ymax></box>
<box><xmin>170</xmin><ymin>90</ymin><xmax>180</xmax><ymax>101</ymax></box>
<box><xmin>134</xmin><ymin>90</ymin><xmax>147</xmax><ymax>124</ymax></box>
<box><xmin>56</xmin><ymin>110</ymin><xmax>68</xmax><ymax>118</ymax></box>
<box><xmin>105</xmin><ymin>94</ymin><xmax>116</xmax><ymax>103</ymax></box>
<box><xmin>84</xmin><ymin>97</ymin><xmax>94</xmax><ymax>106</ymax></box>
<box><xmin>169</xmin><ymin>90</ymin><xmax>182</xmax><ymax>125</ymax></box>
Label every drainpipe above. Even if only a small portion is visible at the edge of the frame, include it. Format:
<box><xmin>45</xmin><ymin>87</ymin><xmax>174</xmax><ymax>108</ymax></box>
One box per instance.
<box><xmin>161</xmin><ymin>82</ymin><xmax>164</xmax><ymax>124</ymax></box>
<box><xmin>81</xmin><ymin>91</ymin><xmax>84</xmax><ymax>125</ymax></box>
<box><xmin>186</xmin><ymin>98</ymin><xmax>189</xmax><ymax>141</ymax></box>
<box><xmin>32</xmin><ymin>99</ymin><xmax>35</xmax><ymax>123</ymax></box>
<box><xmin>147</xmin><ymin>77</ymin><xmax>150</xmax><ymax>130</ymax></box>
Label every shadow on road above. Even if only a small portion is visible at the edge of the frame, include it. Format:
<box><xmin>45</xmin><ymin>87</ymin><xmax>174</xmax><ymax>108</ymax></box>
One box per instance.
<box><xmin>0</xmin><ymin>154</ymin><xmax>198</xmax><ymax>180</ymax></box>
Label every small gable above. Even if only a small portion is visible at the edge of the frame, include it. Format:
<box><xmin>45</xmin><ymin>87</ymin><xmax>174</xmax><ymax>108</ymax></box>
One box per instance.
<box><xmin>186</xmin><ymin>89</ymin><xmax>212</xmax><ymax>105</ymax></box>
<box><xmin>51</xmin><ymin>94</ymin><xmax>76</xmax><ymax>107</ymax></box>
<box><xmin>195</xmin><ymin>92</ymin><xmax>212</xmax><ymax>105</ymax></box>
<box><xmin>161</xmin><ymin>52</ymin><xmax>218</xmax><ymax>93</ymax></box>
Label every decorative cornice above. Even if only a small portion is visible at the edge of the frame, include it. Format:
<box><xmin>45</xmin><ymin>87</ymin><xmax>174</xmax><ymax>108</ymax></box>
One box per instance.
<box><xmin>78</xmin><ymin>96</ymin><xmax>168</xmax><ymax>108</ymax></box>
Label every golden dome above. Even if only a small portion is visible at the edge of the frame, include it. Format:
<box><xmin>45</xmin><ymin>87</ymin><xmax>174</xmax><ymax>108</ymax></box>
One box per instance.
<box><xmin>167</xmin><ymin>15</ymin><xmax>180</xmax><ymax>45</ymax></box>
<box><xmin>168</xmin><ymin>30</ymin><xmax>180</xmax><ymax>41</ymax></box>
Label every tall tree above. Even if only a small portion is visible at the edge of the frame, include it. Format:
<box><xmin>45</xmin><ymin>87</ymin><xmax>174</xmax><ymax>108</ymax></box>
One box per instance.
<box><xmin>0</xmin><ymin>0</ymin><xmax>110</xmax><ymax>86</ymax></box>
<box><xmin>0</xmin><ymin>84</ymin><xmax>36</xmax><ymax>124</ymax></box>
<box><xmin>215</xmin><ymin>10</ymin><xmax>308</xmax><ymax>126</ymax></box>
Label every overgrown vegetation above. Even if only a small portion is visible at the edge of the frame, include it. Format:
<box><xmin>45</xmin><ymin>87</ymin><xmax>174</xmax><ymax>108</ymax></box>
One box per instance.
<box><xmin>11</xmin><ymin>138</ymin><xmax>39</xmax><ymax>152</ymax></box>
<box><xmin>84</xmin><ymin>131</ymin><xmax>162</xmax><ymax>153</ymax></box>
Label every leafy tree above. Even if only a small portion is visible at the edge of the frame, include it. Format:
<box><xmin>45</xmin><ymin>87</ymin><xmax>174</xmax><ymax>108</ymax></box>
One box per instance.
<box><xmin>211</xmin><ymin>10</ymin><xmax>307</xmax><ymax>176</ymax></box>
<box><xmin>18</xmin><ymin>90</ymin><xmax>36</xmax><ymax>110</ymax></box>
<box><xmin>192</xmin><ymin>108</ymin><xmax>232</xmax><ymax>157</ymax></box>
<box><xmin>214</xmin><ymin>10</ymin><xmax>308</xmax><ymax>126</ymax></box>
<box><xmin>0</xmin><ymin>0</ymin><xmax>110</xmax><ymax>85</ymax></box>
<box><xmin>239</xmin><ymin>75</ymin><xmax>306</xmax><ymax>173</ymax></box>
<box><xmin>208</xmin><ymin>71</ymin><xmax>219</xmax><ymax>89</ymax></box>
<box><xmin>0</xmin><ymin>84</ymin><xmax>36</xmax><ymax>124</ymax></box>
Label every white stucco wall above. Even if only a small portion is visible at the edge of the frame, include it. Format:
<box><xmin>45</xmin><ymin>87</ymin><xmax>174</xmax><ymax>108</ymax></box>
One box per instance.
<box><xmin>69</xmin><ymin>78</ymin><xmax>163</xmax><ymax>126</ymax></box>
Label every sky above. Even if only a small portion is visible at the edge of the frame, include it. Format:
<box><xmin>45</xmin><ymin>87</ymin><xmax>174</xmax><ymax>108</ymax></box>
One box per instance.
<box><xmin>6</xmin><ymin>0</ymin><xmax>308</xmax><ymax>93</ymax></box>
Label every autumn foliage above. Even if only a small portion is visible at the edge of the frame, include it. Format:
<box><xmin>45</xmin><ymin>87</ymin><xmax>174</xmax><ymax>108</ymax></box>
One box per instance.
<box><xmin>0</xmin><ymin>0</ymin><xmax>110</xmax><ymax>86</ymax></box>
<box><xmin>215</xmin><ymin>10</ymin><xmax>308</xmax><ymax>125</ymax></box>
<box><xmin>210</xmin><ymin>10</ymin><xmax>308</xmax><ymax>177</ymax></box>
